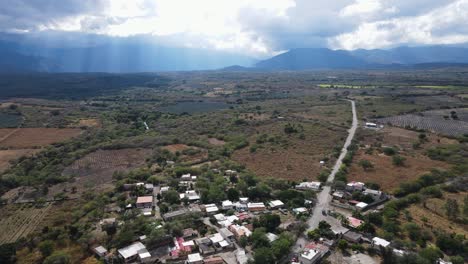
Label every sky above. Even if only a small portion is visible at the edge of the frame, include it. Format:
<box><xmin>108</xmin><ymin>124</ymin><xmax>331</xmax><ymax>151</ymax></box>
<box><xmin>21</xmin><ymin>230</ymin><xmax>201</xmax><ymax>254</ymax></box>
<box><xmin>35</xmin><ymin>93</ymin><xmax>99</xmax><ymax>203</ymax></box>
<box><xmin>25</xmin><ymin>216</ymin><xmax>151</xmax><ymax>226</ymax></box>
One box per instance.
<box><xmin>1</xmin><ymin>0</ymin><xmax>468</xmax><ymax>57</ymax></box>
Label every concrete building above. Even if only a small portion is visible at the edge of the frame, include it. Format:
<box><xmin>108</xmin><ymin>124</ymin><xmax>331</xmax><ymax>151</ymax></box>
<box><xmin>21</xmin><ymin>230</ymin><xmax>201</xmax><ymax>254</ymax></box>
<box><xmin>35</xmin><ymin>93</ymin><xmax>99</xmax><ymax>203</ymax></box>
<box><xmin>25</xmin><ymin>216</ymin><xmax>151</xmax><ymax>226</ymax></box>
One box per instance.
<box><xmin>187</xmin><ymin>253</ymin><xmax>203</xmax><ymax>264</ymax></box>
<box><xmin>136</xmin><ymin>196</ymin><xmax>153</xmax><ymax>209</ymax></box>
<box><xmin>268</xmin><ymin>200</ymin><xmax>285</xmax><ymax>209</ymax></box>
<box><xmin>247</xmin><ymin>202</ymin><xmax>266</xmax><ymax>212</ymax></box>
<box><xmin>222</xmin><ymin>200</ymin><xmax>234</xmax><ymax>210</ymax></box>
<box><xmin>295</xmin><ymin>181</ymin><xmax>321</xmax><ymax>191</ymax></box>
<box><xmin>118</xmin><ymin>242</ymin><xmax>150</xmax><ymax>263</ymax></box>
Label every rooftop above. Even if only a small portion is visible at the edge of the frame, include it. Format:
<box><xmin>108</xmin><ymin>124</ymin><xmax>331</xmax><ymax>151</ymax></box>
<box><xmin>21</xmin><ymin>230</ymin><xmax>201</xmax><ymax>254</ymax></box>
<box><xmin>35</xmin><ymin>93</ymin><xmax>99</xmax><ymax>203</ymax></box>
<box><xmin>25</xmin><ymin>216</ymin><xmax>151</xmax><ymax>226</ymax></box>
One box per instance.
<box><xmin>136</xmin><ymin>196</ymin><xmax>153</xmax><ymax>204</ymax></box>
<box><xmin>373</xmin><ymin>237</ymin><xmax>391</xmax><ymax>247</ymax></box>
<box><xmin>188</xmin><ymin>253</ymin><xmax>203</xmax><ymax>263</ymax></box>
<box><xmin>118</xmin><ymin>242</ymin><xmax>146</xmax><ymax>259</ymax></box>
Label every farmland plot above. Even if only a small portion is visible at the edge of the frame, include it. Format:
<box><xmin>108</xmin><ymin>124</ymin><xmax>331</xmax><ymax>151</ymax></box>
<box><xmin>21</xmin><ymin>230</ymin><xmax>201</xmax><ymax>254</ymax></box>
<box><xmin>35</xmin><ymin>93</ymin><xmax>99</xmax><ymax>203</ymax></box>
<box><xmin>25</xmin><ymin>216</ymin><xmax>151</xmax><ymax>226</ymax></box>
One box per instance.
<box><xmin>62</xmin><ymin>148</ymin><xmax>152</xmax><ymax>185</ymax></box>
<box><xmin>378</xmin><ymin>114</ymin><xmax>468</xmax><ymax>137</ymax></box>
<box><xmin>0</xmin><ymin>128</ymin><xmax>82</xmax><ymax>148</ymax></box>
<box><xmin>0</xmin><ymin>203</ymin><xmax>51</xmax><ymax>245</ymax></box>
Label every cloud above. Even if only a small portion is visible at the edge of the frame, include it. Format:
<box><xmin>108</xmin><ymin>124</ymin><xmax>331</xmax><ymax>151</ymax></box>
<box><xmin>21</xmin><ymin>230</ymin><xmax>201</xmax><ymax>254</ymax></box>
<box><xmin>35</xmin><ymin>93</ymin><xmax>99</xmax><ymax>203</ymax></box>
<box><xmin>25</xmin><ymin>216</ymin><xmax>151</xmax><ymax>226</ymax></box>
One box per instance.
<box><xmin>0</xmin><ymin>0</ymin><xmax>467</xmax><ymax>55</ymax></box>
<box><xmin>330</xmin><ymin>0</ymin><xmax>468</xmax><ymax>50</ymax></box>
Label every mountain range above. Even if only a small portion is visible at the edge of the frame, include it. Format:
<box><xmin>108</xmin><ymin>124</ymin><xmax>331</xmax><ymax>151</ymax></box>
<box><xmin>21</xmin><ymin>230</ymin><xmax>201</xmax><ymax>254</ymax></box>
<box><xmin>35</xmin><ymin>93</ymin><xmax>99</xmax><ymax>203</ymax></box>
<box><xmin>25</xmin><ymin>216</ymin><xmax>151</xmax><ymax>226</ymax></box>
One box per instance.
<box><xmin>2</xmin><ymin>38</ymin><xmax>468</xmax><ymax>72</ymax></box>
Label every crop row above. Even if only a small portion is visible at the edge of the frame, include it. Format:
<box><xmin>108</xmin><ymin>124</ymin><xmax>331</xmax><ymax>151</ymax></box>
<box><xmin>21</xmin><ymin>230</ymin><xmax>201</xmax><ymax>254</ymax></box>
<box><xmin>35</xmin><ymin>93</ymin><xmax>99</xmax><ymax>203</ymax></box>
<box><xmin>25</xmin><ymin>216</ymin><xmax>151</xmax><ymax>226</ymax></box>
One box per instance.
<box><xmin>378</xmin><ymin>115</ymin><xmax>468</xmax><ymax>137</ymax></box>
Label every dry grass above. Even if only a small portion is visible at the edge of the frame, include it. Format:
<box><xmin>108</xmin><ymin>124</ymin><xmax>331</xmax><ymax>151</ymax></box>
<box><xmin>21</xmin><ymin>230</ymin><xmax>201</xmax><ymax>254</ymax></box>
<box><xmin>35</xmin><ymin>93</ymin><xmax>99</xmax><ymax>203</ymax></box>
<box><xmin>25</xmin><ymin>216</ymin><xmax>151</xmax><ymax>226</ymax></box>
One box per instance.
<box><xmin>348</xmin><ymin>150</ymin><xmax>449</xmax><ymax>192</ymax></box>
<box><xmin>233</xmin><ymin>122</ymin><xmax>346</xmax><ymax>181</ymax></box>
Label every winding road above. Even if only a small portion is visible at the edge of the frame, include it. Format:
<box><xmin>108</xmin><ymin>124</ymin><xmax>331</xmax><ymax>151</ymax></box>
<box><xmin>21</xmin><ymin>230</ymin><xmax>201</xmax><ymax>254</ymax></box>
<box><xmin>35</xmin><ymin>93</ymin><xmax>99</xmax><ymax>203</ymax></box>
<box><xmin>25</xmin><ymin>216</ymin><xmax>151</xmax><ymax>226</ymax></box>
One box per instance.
<box><xmin>290</xmin><ymin>99</ymin><xmax>358</xmax><ymax>256</ymax></box>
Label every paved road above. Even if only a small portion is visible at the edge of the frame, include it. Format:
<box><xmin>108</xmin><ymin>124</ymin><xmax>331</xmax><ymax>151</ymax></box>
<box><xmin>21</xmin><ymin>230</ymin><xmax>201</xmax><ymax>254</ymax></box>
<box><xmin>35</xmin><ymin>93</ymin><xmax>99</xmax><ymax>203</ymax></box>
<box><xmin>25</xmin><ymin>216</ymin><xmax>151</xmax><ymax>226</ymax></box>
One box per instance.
<box><xmin>289</xmin><ymin>100</ymin><xmax>358</xmax><ymax>257</ymax></box>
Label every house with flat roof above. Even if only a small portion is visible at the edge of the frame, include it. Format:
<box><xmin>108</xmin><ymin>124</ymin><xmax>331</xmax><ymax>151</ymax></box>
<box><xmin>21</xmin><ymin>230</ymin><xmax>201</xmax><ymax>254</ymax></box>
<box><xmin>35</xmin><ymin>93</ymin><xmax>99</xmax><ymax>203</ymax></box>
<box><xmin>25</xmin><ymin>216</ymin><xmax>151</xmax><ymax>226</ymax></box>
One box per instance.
<box><xmin>295</xmin><ymin>181</ymin><xmax>322</xmax><ymax>191</ymax></box>
<box><xmin>136</xmin><ymin>196</ymin><xmax>153</xmax><ymax>209</ymax></box>
<box><xmin>343</xmin><ymin>231</ymin><xmax>363</xmax><ymax>243</ymax></box>
<box><xmin>247</xmin><ymin>202</ymin><xmax>265</xmax><ymax>212</ymax></box>
<box><xmin>118</xmin><ymin>242</ymin><xmax>150</xmax><ymax>262</ymax></box>
<box><xmin>229</xmin><ymin>225</ymin><xmax>252</xmax><ymax>240</ymax></box>
<box><xmin>363</xmin><ymin>189</ymin><xmax>383</xmax><ymax>200</ymax></box>
<box><xmin>187</xmin><ymin>253</ymin><xmax>203</xmax><ymax>264</ymax></box>
<box><xmin>92</xmin><ymin>246</ymin><xmax>108</xmax><ymax>258</ymax></box>
<box><xmin>222</xmin><ymin>200</ymin><xmax>233</xmax><ymax>210</ymax></box>
<box><xmin>268</xmin><ymin>200</ymin><xmax>284</xmax><ymax>209</ymax></box>
<box><xmin>163</xmin><ymin>208</ymin><xmax>189</xmax><ymax>221</ymax></box>
<box><xmin>299</xmin><ymin>242</ymin><xmax>330</xmax><ymax>264</ymax></box>
<box><xmin>204</xmin><ymin>204</ymin><xmax>219</xmax><ymax>215</ymax></box>
<box><xmin>372</xmin><ymin>237</ymin><xmax>391</xmax><ymax>249</ymax></box>
<box><xmin>346</xmin><ymin>181</ymin><xmax>365</xmax><ymax>192</ymax></box>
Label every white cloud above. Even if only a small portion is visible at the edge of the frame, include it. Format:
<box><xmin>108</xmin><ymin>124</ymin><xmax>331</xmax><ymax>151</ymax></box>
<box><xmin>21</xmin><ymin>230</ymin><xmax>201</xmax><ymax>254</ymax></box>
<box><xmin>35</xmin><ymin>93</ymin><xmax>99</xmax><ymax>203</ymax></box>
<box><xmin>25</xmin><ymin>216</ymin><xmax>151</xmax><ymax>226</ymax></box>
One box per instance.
<box><xmin>1</xmin><ymin>0</ymin><xmax>467</xmax><ymax>55</ymax></box>
<box><xmin>330</xmin><ymin>0</ymin><xmax>468</xmax><ymax>50</ymax></box>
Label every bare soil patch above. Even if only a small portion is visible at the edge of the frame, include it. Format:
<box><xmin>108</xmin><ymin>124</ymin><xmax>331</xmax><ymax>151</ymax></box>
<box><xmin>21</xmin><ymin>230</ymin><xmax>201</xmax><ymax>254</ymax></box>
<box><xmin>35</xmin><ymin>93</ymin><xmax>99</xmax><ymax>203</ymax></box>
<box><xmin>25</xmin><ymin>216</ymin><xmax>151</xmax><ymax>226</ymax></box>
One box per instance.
<box><xmin>0</xmin><ymin>149</ymin><xmax>39</xmax><ymax>173</ymax></box>
<box><xmin>0</xmin><ymin>128</ymin><xmax>82</xmax><ymax>149</ymax></box>
<box><xmin>208</xmin><ymin>138</ymin><xmax>226</xmax><ymax>146</ymax></box>
<box><xmin>347</xmin><ymin>150</ymin><xmax>449</xmax><ymax>192</ymax></box>
<box><xmin>62</xmin><ymin>148</ymin><xmax>152</xmax><ymax>185</ymax></box>
<box><xmin>77</xmin><ymin>118</ymin><xmax>100</xmax><ymax>127</ymax></box>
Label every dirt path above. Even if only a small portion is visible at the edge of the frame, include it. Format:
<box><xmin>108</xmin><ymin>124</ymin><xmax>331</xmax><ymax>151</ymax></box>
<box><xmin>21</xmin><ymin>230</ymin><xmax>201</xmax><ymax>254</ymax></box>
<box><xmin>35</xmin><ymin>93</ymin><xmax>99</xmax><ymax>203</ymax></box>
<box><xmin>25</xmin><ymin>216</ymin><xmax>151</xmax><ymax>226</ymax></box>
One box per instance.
<box><xmin>0</xmin><ymin>128</ymin><xmax>19</xmax><ymax>144</ymax></box>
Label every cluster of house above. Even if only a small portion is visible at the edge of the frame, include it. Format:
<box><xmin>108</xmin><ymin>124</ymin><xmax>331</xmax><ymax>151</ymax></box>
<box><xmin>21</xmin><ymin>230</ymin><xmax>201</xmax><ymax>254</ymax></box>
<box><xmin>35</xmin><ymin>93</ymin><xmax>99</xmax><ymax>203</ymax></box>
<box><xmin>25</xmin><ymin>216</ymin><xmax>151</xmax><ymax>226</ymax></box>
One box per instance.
<box><xmin>331</xmin><ymin>181</ymin><xmax>388</xmax><ymax>211</ymax></box>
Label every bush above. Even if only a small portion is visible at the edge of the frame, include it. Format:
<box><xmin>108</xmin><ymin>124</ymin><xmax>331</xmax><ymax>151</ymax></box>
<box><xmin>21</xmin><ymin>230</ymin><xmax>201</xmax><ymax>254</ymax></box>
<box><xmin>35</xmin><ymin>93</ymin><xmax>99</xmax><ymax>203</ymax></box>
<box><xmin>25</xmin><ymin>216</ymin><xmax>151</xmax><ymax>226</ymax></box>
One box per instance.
<box><xmin>383</xmin><ymin>147</ymin><xmax>396</xmax><ymax>156</ymax></box>
<box><xmin>392</xmin><ymin>155</ymin><xmax>406</xmax><ymax>166</ymax></box>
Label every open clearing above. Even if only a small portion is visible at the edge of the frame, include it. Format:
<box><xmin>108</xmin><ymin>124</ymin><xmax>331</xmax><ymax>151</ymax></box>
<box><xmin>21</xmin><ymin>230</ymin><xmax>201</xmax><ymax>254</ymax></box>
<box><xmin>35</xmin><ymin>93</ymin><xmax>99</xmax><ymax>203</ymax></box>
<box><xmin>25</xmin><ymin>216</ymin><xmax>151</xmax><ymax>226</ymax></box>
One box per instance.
<box><xmin>233</xmin><ymin>122</ymin><xmax>346</xmax><ymax>181</ymax></box>
<box><xmin>0</xmin><ymin>128</ymin><xmax>82</xmax><ymax>148</ymax></box>
<box><xmin>0</xmin><ymin>149</ymin><xmax>39</xmax><ymax>173</ymax></box>
<box><xmin>0</xmin><ymin>203</ymin><xmax>52</xmax><ymax>245</ymax></box>
<box><xmin>347</xmin><ymin>150</ymin><xmax>449</xmax><ymax>192</ymax></box>
<box><xmin>62</xmin><ymin>148</ymin><xmax>152</xmax><ymax>185</ymax></box>
<box><xmin>208</xmin><ymin>138</ymin><xmax>226</xmax><ymax>146</ymax></box>
<box><xmin>402</xmin><ymin>192</ymin><xmax>468</xmax><ymax>236</ymax></box>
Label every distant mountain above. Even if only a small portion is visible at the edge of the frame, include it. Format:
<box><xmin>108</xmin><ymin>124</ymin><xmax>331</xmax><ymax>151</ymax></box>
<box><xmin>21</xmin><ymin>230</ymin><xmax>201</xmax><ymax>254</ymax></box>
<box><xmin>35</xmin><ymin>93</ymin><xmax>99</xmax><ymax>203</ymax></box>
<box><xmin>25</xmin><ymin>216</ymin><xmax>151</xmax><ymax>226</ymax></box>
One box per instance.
<box><xmin>255</xmin><ymin>48</ymin><xmax>369</xmax><ymax>70</ymax></box>
<box><xmin>255</xmin><ymin>46</ymin><xmax>468</xmax><ymax>70</ymax></box>
<box><xmin>3</xmin><ymin>37</ymin><xmax>468</xmax><ymax>73</ymax></box>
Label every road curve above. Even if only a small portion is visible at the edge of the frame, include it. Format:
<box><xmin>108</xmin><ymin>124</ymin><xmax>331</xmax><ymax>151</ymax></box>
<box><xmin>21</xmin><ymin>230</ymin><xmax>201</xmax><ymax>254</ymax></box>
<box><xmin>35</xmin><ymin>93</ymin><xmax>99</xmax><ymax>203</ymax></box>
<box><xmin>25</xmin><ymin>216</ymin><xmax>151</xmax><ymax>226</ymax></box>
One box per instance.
<box><xmin>290</xmin><ymin>99</ymin><xmax>358</xmax><ymax>256</ymax></box>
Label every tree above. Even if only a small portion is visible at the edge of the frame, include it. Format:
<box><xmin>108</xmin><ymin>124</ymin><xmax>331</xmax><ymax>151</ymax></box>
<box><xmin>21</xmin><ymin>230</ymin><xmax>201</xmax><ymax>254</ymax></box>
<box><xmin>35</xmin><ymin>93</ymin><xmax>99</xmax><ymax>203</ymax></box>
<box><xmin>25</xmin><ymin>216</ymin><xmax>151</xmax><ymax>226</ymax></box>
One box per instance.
<box><xmin>251</xmin><ymin>228</ymin><xmax>270</xmax><ymax>249</ymax></box>
<box><xmin>253</xmin><ymin>247</ymin><xmax>275</xmax><ymax>264</ymax></box>
<box><xmin>0</xmin><ymin>243</ymin><xmax>16</xmax><ymax>264</ymax></box>
<box><xmin>227</xmin><ymin>188</ymin><xmax>239</xmax><ymax>201</ymax></box>
<box><xmin>239</xmin><ymin>236</ymin><xmax>248</xmax><ymax>247</ymax></box>
<box><xmin>38</xmin><ymin>240</ymin><xmax>54</xmax><ymax>257</ymax></box>
<box><xmin>392</xmin><ymin>155</ymin><xmax>406</xmax><ymax>166</ymax></box>
<box><xmin>271</xmin><ymin>237</ymin><xmax>293</xmax><ymax>260</ymax></box>
<box><xmin>163</xmin><ymin>190</ymin><xmax>180</xmax><ymax>205</ymax></box>
<box><xmin>419</xmin><ymin>247</ymin><xmax>442</xmax><ymax>263</ymax></box>
<box><xmin>358</xmin><ymin>159</ymin><xmax>374</xmax><ymax>171</ymax></box>
<box><xmin>255</xmin><ymin>214</ymin><xmax>281</xmax><ymax>232</ymax></box>
<box><xmin>450</xmin><ymin>256</ymin><xmax>465</xmax><ymax>264</ymax></box>
<box><xmin>337</xmin><ymin>239</ymin><xmax>348</xmax><ymax>251</ymax></box>
<box><xmin>445</xmin><ymin>198</ymin><xmax>460</xmax><ymax>220</ymax></box>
